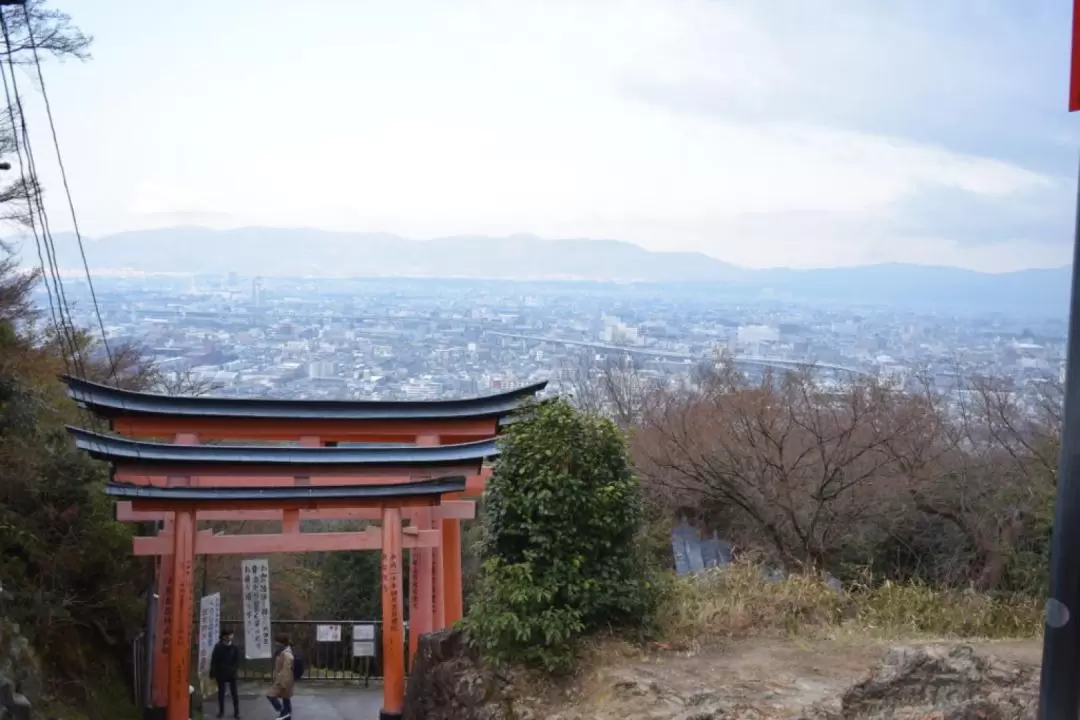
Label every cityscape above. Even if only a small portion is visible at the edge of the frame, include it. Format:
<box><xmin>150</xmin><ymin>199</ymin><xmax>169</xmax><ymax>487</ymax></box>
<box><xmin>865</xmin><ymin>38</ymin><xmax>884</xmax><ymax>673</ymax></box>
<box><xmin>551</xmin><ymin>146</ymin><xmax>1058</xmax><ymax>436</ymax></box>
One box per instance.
<box><xmin>43</xmin><ymin>271</ymin><xmax>1070</xmax><ymax>403</ymax></box>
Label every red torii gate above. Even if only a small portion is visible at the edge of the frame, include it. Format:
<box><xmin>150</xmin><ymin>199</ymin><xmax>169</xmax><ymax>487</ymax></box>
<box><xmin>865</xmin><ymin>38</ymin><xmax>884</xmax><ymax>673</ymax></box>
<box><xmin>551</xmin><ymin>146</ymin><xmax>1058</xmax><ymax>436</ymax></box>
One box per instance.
<box><xmin>63</xmin><ymin>376</ymin><xmax>545</xmax><ymax>720</ymax></box>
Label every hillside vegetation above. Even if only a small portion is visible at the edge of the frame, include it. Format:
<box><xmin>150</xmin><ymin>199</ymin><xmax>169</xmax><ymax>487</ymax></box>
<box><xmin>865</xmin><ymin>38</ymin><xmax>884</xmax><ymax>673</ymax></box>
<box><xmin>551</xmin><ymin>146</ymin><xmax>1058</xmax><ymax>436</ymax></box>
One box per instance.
<box><xmin>461</xmin><ymin>354</ymin><xmax>1053</xmax><ymax>677</ymax></box>
<box><xmin>0</xmin><ymin>251</ymin><xmax>156</xmax><ymax>718</ymax></box>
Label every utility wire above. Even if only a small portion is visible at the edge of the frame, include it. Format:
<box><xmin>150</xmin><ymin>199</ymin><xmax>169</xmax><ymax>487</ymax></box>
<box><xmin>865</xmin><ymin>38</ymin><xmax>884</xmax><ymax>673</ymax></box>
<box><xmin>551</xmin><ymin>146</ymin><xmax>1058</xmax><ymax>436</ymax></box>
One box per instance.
<box><xmin>3</xmin><ymin>5</ymin><xmax>136</xmax><ymax>458</ymax></box>
<box><xmin>21</xmin><ymin>3</ymin><xmax>117</xmax><ymax>381</ymax></box>
<box><xmin>0</xmin><ymin>16</ymin><xmax>71</xmax><ymax>373</ymax></box>
<box><xmin>0</xmin><ymin>9</ymin><xmax>85</xmax><ymax>378</ymax></box>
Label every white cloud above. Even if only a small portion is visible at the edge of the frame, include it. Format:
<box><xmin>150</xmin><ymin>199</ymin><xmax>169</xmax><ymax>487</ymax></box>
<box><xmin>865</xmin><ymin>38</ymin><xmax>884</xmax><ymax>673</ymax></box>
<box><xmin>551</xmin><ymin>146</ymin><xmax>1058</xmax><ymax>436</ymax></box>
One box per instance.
<box><xmin>23</xmin><ymin>0</ymin><xmax>1071</xmax><ymax>270</ymax></box>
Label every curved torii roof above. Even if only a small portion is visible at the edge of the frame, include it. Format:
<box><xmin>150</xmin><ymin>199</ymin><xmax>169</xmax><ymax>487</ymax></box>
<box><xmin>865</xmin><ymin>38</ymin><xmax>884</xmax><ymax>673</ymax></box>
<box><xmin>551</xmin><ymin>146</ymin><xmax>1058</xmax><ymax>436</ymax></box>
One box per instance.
<box><xmin>104</xmin><ymin>476</ymin><xmax>468</xmax><ymax>502</ymax></box>
<box><xmin>67</xmin><ymin>425</ymin><xmax>498</xmax><ymax>471</ymax></box>
<box><xmin>61</xmin><ymin>375</ymin><xmax>547</xmax><ymax>421</ymax></box>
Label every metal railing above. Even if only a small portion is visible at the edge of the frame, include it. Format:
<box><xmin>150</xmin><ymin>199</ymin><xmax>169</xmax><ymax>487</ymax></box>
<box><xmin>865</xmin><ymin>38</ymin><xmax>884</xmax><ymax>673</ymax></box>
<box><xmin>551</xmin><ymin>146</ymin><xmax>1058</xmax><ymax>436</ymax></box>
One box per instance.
<box><xmin>224</xmin><ymin>620</ymin><xmax>385</xmax><ymax>686</ymax></box>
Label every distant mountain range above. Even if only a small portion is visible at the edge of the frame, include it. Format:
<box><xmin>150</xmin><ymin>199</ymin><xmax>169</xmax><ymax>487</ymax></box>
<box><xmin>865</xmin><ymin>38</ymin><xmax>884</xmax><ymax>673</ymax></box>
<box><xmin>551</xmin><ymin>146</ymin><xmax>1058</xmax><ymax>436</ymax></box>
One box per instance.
<box><xmin>12</xmin><ymin>226</ymin><xmax>1073</xmax><ymax>315</ymax></box>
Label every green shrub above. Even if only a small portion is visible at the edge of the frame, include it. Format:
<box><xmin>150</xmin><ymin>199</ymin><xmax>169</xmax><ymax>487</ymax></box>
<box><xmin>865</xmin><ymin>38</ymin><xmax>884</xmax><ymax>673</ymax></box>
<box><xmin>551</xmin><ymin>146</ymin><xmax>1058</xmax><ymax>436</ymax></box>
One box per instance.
<box><xmin>464</xmin><ymin>398</ymin><xmax>656</xmax><ymax>672</ymax></box>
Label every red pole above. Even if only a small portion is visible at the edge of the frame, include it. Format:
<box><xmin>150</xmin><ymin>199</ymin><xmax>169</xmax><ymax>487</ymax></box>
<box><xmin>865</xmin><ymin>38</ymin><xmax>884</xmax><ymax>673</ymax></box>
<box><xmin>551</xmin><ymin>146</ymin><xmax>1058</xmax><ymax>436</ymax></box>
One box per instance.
<box><xmin>1071</xmin><ymin>0</ymin><xmax>1080</xmax><ymax>111</ymax></box>
<box><xmin>381</xmin><ymin>507</ymin><xmax>405</xmax><ymax>719</ymax></box>
<box><xmin>151</xmin><ymin>519</ymin><xmax>174</xmax><ymax>709</ymax></box>
<box><xmin>442</xmin><ymin>519</ymin><xmax>463</xmax><ymax>624</ymax></box>
<box><xmin>166</xmin><ymin>507</ymin><xmax>195</xmax><ymax>720</ymax></box>
<box><xmin>408</xmin><ymin>508</ymin><xmax>434</xmax><ymax>668</ymax></box>
<box><xmin>154</xmin><ymin>432</ymin><xmax>200</xmax><ymax>712</ymax></box>
<box><xmin>432</xmin><ymin>527</ymin><xmax>446</xmax><ymax>631</ymax></box>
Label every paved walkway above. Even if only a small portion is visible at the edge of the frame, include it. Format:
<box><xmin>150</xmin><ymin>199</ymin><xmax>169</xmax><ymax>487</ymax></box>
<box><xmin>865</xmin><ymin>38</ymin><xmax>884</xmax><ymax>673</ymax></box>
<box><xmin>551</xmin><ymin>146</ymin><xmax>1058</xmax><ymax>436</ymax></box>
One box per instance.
<box><xmin>220</xmin><ymin>684</ymin><xmax>384</xmax><ymax>720</ymax></box>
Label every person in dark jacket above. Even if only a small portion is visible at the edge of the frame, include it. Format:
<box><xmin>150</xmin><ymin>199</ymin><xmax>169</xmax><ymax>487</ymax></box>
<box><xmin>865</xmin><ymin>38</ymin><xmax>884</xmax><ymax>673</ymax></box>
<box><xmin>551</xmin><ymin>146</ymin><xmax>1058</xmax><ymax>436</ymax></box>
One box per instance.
<box><xmin>209</xmin><ymin>629</ymin><xmax>241</xmax><ymax>719</ymax></box>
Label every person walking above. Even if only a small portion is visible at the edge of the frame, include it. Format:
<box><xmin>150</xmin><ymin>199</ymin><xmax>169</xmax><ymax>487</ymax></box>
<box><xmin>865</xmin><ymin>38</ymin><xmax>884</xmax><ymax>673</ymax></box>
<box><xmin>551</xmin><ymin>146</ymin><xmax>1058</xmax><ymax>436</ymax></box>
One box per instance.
<box><xmin>266</xmin><ymin>634</ymin><xmax>295</xmax><ymax>720</ymax></box>
<box><xmin>209</xmin><ymin>629</ymin><xmax>241</xmax><ymax>719</ymax></box>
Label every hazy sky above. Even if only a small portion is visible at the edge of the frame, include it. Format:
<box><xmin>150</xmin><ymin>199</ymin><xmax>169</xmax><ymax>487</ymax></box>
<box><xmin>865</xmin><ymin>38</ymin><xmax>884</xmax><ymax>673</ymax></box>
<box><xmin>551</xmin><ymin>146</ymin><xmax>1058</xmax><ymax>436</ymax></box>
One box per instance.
<box><xmin>17</xmin><ymin>0</ymin><xmax>1080</xmax><ymax>270</ymax></box>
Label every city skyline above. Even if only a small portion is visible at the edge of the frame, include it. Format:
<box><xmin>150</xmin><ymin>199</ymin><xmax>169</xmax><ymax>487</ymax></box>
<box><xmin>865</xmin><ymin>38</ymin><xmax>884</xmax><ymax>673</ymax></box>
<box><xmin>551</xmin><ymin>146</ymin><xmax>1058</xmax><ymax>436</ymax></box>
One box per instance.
<box><xmin>44</xmin><ymin>273</ymin><xmax>1067</xmax><ymax>410</ymax></box>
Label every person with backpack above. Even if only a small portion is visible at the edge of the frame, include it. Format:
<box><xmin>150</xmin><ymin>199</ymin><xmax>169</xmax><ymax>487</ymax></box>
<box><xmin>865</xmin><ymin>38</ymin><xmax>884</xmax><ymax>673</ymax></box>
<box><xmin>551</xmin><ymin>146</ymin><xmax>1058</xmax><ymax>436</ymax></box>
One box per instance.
<box><xmin>266</xmin><ymin>634</ymin><xmax>296</xmax><ymax>719</ymax></box>
<box><xmin>209</xmin><ymin>629</ymin><xmax>241</xmax><ymax>719</ymax></box>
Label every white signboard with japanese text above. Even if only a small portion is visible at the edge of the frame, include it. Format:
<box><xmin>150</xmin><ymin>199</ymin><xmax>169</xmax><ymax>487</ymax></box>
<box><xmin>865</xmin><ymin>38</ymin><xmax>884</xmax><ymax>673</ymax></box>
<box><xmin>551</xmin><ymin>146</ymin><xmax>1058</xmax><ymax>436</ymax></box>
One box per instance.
<box><xmin>352</xmin><ymin>640</ymin><xmax>376</xmax><ymax>657</ymax></box>
<box><xmin>241</xmin><ymin>559</ymin><xmax>273</xmax><ymax>659</ymax></box>
<box><xmin>197</xmin><ymin>592</ymin><xmax>221</xmax><ymax>677</ymax></box>
<box><xmin>353</xmin><ymin>624</ymin><xmax>375</xmax><ymax>641</ymax></box>
<box><xmin>316</xmin><ymin>624</ymin><xmax>342</xmax><ymax>642</ymax></box>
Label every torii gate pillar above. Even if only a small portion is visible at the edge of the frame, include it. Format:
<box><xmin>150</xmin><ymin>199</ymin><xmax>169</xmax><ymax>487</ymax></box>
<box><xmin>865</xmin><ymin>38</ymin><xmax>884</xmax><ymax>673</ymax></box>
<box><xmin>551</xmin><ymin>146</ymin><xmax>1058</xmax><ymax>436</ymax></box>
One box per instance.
<box><xmin>381</xmin><ymin>506</ymin><xmax>406</xmax><ymax>719</ymax></box>
<box><xmin>166</xmin><ymin>507</ymin><xmax>196</xmax><ymax>720</ymax></box>
<box><xmin>408</xmin><ymin>507</ymin><xmax>434</xmax><ymax>669</ymax></box>
<box><xmin>442</xmin><ymin>518</ymin><xmax>464</xmax><ymax>624</ymax></box>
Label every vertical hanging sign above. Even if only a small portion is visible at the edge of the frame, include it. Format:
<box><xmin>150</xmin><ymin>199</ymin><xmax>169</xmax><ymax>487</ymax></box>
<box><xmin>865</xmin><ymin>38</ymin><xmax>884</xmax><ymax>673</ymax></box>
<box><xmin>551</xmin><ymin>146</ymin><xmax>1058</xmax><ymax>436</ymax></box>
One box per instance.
<box><xmin>242</xmin><ymin>559</ymin><xmax>273</xmax><ymax>659</ymax></box>
<box><xmin>197</xmin><ymin>592</ymin><xmax>221</xmax><ymax>677</ymax></box>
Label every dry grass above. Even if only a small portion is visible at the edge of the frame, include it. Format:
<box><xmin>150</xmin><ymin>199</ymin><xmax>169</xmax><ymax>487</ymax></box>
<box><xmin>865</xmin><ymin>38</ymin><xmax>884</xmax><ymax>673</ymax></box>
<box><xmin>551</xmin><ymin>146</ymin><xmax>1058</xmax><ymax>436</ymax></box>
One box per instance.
<box><xmin>656</xmin><ymin>562</ymin><xmax>1044</xmax><ymax>645</ymax></box>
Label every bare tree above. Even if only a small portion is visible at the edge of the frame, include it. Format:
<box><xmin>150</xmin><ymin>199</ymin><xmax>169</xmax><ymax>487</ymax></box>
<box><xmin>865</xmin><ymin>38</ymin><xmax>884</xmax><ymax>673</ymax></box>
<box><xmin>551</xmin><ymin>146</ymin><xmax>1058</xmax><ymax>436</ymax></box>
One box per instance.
<box><xmin>154</xmin><ymin>366</ymin><xmax>221</xmax><ymax>397</ymax></box>
<box><xmin>636</xmin><ymin>353</ymin><xmax>1060</xmax><ymax>589</ymax></box>
<box><xmin>0</xmin><ymin>242</ymin><xmax>37</xmax><ymax>324</ymax></box>
<box><xmin>0</xmin><ymin>1</ymin><xmax>91</xmax><ymax>229</ymax></box>
<box><xmin>636</xmin><ymin>360</ymin><xmax>937</xmax><ymax>569</ymax></box>
<box><xmin>0</xmin><ymin>1</ymin><xmax>91</xmax><ymax>64</ymax></box>
<box><xmin>895</xmin><ymin>374</ymin><xmax>1059</xmax><ymax>590</ymax></box>
<box><xmin>559</xmin><ymin>350</ymin><xmax>608</xmax><ymax>417</ymax></box>
<box><xmin>560</xmin><ymin>349</ymin><xmax>661</xmax><ymax>429</ymax></box>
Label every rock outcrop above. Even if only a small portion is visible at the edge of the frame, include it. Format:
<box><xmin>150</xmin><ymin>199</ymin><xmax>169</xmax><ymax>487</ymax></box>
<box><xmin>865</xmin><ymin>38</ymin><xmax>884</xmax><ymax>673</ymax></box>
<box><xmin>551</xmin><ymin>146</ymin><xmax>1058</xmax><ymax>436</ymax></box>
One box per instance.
<box><xmin>403</xmin><ymin>629</ymin><xmax>516</xmax><ymax>720</ymax></box>
<box><xmin>0</xmin><ymin>618</ymin><xmax>39</xmax><ymax>720</ymax></box>
<box><xmin>807</xmin><ymin>645</ymin><xmax>1038</xmax><ymax>720</ymax></box>
<box><xmin>402</xmin><ymin>637</ymin><xmax>1040</xmax><ymax>720</ymax></box>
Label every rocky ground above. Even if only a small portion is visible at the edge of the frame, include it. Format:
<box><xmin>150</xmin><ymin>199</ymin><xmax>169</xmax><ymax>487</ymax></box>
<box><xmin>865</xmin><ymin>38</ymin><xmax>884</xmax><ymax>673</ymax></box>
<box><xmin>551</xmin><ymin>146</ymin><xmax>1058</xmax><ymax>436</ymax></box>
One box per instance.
<box><xmin>404</xmin><ymin>630</ymin><xmax>1044</xmax><ymax>720</ymax></box>
<box><xmin>522</xmin><ymin>637</ymin><xmax>1042</xmax><ymax>719</ymax></box>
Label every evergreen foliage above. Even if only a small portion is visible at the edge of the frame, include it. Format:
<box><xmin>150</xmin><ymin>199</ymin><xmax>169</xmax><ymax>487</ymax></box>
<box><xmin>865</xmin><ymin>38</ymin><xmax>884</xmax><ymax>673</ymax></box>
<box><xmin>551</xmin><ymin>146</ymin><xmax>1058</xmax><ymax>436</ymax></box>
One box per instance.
<box><xmin>0</xmin><ymin>257</ymin><xmax>148</xmax><ymax>716</ymax></box>
<box><xmin>312</xmin><ymin>547</ymin><xmax>386</xmax><ymax>620</ymax></box>
<box><xmin>464</xmin><ymin>398</ymin><xmax>656</xmax><ymax>672</ymax></box>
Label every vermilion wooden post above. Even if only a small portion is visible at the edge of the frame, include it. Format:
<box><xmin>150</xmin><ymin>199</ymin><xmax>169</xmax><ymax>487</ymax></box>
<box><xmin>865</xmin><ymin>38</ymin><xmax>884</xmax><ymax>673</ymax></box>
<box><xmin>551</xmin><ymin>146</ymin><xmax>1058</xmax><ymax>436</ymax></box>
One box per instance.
<box><xmin>381</xmin><ymin>506</ymin><xmax>405</xmax><ymax>720</ymax></box>
<box><xmin>408</xmin><ymin>507</ymin><xmax>434</xmax><ymax>668</ymax></box>
<box><xmin>442</xmin><ymin>518</ymin><xmax>463</xmax><ymax>624</ymax></box>
<box><xmin>166</xmin><ymin>506</ymin><xmax>196</xmax><ymax>720</ymax></box>
<box><xmin>150</xmin><ymin>519</ymin><xmax>173</xmax><ymax>709</ymax></box>
<box><xmin>433</xmin><ymin>538</ymin><xmax>446</xmax><ymax>631</ymax></box>
<box><xmin>409</xmin><ymin>436</ymin><xmax>439</xmax><ymax>663</ymax></box>
<box><xmin>152</xmin><ymin>432</ymin><xmax>199</xmax><ymax>713</ymax></box>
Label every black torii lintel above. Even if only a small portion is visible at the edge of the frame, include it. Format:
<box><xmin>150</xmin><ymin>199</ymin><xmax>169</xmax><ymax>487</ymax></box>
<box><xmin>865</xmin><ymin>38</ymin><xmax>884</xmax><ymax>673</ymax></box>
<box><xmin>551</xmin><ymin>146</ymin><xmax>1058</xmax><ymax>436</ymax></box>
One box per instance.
<box><xmin>104</xmin><ymin>475</ymin><xmax>468</xmax><ymax>502</ymax></box>
<box><xmin>66</xmin><ymin>425</ymin><xmax>499</xmax><ymax>469</ymax></box>
<box><xmin>60</xmin><ymin>374</ymin><xmax>548</xmax><ymax>422</ymax></box>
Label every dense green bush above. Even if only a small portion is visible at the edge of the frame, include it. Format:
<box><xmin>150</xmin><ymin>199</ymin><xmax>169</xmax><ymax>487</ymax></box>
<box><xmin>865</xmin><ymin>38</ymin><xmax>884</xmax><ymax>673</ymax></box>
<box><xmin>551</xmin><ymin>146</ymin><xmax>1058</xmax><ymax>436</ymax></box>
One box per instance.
<box><xmin>311</xmin><ymin>548</ymin><xmax>383</xmax><ymax>620</ymax></box>
<box><xmin>464</xmin><ymin>398</ymin><xmax>657</xmax><ymax>672</ymax></box>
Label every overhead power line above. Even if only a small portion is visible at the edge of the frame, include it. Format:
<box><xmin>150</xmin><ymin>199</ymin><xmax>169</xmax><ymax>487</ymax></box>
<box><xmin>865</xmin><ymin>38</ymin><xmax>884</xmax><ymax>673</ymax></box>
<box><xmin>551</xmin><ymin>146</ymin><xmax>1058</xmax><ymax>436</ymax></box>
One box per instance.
<box><xmin>0</xmin><ymin>5</ymin><xmax>83</xmax><ymax>376</ymax></box>
<box><xmin>0</xmin><ymin>13</ymin><xmax>72</xmax><ymax>372</ymax></box>
<box><xmin>21</xmin><ymin>3</ymin><xmax>117</xmax><ymax>380</ymax></box>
